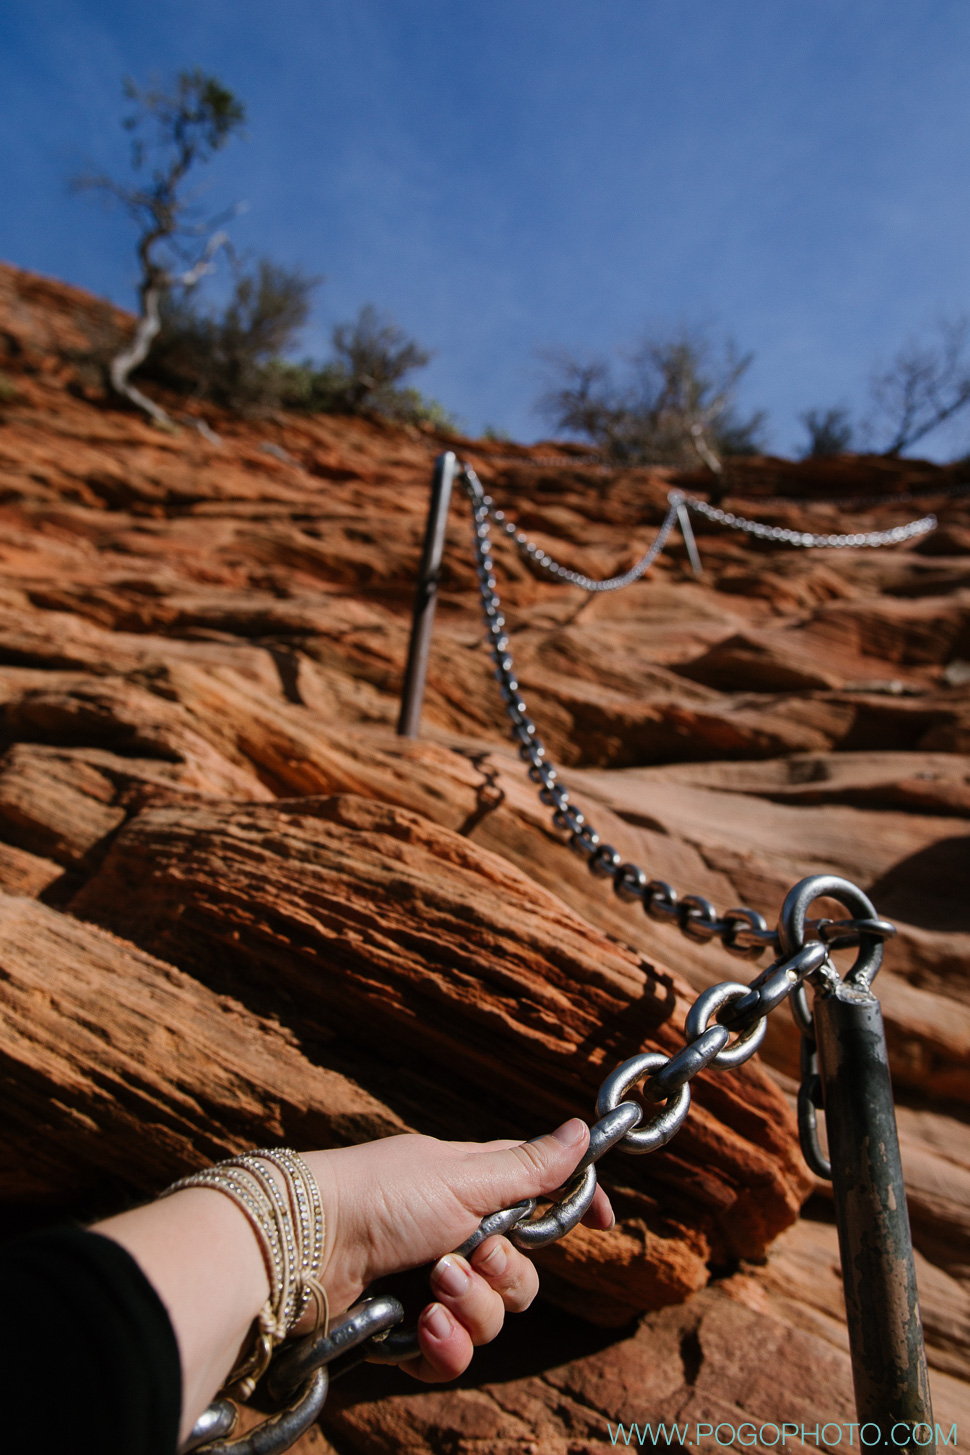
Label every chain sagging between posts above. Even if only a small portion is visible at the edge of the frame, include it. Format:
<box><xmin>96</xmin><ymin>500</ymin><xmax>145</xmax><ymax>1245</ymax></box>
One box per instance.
<box><xmin>186</xmin><ymin>461</ymin><xmax>930</xmax><ymax>1454</ymax></box>
<box><xmin>458</xmin><ymin>463</ymin><xmax>901</xmax><ymax>1172</ymax></box>
<box><xmin>476</xmin><ymin>468</ymin><xmax>936</xmax><ymax>582</ymax></box>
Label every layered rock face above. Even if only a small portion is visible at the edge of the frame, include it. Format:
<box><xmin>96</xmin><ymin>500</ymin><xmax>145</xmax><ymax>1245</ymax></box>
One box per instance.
<box><xmin>0</xmin><ymin>262</ymin><xmax>967</xmax><ymax>1449</ymax></box>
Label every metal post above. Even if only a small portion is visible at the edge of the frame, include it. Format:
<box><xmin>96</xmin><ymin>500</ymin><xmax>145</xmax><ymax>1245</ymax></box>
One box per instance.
<box><xmin>397</xmin><ymin>452</ymin><xmax>458</xmax><ymax>738</ymax></box>
<box><xmin>813</xmin><ymin>984</ymin><xmax>935</xmax><ymax>1453</ymax></box>
<box><xmin>676</xmin><ymin>503</ymin><xmax>703</xmax><ymax>577</ymax></box>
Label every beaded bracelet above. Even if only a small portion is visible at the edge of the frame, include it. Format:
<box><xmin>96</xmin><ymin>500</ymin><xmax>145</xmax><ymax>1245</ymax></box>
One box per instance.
<box><xmin>161</xmin><ymin>1148</ymin><xmax>327</xmax><ymax>1399</ymax></box>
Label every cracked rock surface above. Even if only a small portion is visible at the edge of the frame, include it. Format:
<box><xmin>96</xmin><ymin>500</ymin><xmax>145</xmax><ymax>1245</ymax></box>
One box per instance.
<box><xmin>0</xmin><ymin>263</ymin><xmax>967</xmax><ymax>1447</ymax></box>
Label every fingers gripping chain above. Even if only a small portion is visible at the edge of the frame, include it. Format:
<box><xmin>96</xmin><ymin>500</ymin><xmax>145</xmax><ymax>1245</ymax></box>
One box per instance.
<box><xmin>192</xmin><ymin>475</ymin><xmax>903</xmax><ymax>1454</ymax></box>
<box><xmin>192</xmin><ymin>891</ymin><xmax>891</xmax><ymax>1454</ymax></box>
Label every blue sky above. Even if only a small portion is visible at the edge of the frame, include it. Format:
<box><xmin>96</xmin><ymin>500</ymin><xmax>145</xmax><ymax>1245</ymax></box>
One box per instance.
<box><xmin>2</xmin><ymin>1</ymin><xmax>970</xmax><ymax>455</ymax></box>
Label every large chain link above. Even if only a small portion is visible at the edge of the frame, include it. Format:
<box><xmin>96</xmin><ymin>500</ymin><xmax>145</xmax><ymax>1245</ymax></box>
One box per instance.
<box><xmin>185</xmin><ymin>468</ymin><xmax>905</xmax><ymax>1454</ymax></box>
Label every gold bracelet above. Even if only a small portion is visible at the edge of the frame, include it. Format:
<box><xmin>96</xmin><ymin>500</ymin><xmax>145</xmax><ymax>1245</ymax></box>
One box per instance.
<box><xmin>161</xmin><ymin>1148</ymin><xmax>327</xmax><ymax>1400</ymax></box>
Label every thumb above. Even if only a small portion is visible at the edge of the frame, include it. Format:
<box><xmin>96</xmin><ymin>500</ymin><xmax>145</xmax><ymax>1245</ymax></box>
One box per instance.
<box><xmin>464</xmin><ymin>1118</ymin><xmax>590</xmax><ymax>1215</ymax></box>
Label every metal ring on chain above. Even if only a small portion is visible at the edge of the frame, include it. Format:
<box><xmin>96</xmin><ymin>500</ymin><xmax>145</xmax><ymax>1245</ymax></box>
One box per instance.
<box><xmin>779</xmin><ymin>874</ymin><xmax>885</xmax><ymax>990</ymax></box>
<box><xmin>683</xmin><ymin>982</ymin><xmax>769</xmax><ymax>1068</ymax></box>
<box><xmin>595</xmin><ymin>1052</ymin><xmax>691</xmax><ymax>1152</ymax></box>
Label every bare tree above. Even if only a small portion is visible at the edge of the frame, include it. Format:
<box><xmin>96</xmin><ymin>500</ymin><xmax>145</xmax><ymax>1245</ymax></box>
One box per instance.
<box><xmin>537</xmin><ymin>330</ymin><xmax>766</xmax><ymax>472</ymax></box>
<box><xmin>73</xmin><ymin>70</ymin><xmax>245</xmax><ymax>426</ymax></box>
<box><xmin>798</xmin><ymin>406</ymin><xmax>854</xmax><ymax>458</ymax></box>
<box><xmin>866</xmin><ymin>317</ymin><xmax>970</xmax><ymax>456</ymax></box>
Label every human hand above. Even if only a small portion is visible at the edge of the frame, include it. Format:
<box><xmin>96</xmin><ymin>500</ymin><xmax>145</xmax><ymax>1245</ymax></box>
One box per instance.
<box><xmin>299</xmin><ymin>1118</ymin><xmax>613</xmax><ymax>1382</ymax></box>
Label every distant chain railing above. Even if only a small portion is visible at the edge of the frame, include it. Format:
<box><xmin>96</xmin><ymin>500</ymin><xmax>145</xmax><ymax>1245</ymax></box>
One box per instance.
<box><xmin>460</xmin><ymin>458</ymin><xmax>906</xmax><ymax>1165</ymax></box>
<box><xmin>461</xmin><ymin>466</ymin><xmax>895</xmax><ymax>960</ymax></box>
<box><xmin>488</xmin><ymin>492</ymin><xmax>681</xmax><ymax>589</ymax></box>
<box><xmin>687</xmin><ymin>497</ymin><xmax>937</xmax><ymax>549</ymax></box>
<box><xmin>479</xmin><ymin>476</ymin><xmax>936</xmax><ymax>590</ymax></box>
<box><xmin>459</xmin><ymin>443</ymin><xmax>970</xmax><ymax>511</ymax></box>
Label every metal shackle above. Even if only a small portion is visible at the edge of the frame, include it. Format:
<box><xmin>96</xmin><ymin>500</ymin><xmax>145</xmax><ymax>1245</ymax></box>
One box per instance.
<box><xmin>779</xmin><ymin>874</ymin><xmax>885</xmax><ymax>989</ymax></box>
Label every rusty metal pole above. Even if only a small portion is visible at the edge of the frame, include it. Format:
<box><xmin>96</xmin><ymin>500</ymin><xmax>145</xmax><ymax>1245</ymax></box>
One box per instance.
<box><xmin>813</xmin><ymin>984</ymin><xmax>935</xmax><ymax>1454</ymax></box>
<box><xmin>397</xmin><ymin>451</ymin><xmax>457</xmax><ymax>738</ymax></box>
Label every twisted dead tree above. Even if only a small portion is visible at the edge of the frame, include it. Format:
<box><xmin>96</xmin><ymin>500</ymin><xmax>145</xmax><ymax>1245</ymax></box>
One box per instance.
<box><xmin>73</xmin><ymin>70</ymin><xmax>245</xmax><ymax>427</ymax></box>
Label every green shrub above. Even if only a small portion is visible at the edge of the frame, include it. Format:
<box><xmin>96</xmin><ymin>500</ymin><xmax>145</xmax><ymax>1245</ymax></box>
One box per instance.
<box><xmin>140</xmin><ymin>259</ymin><xmax>318</xmax><ymax>411</ymax></box>
<box><xmin>140</xmin><ymin>287</ymin><xmax>456</xmax><ymax>427</ymax></box>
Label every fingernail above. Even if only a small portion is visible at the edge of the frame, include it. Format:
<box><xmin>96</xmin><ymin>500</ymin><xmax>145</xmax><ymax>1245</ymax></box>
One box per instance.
<box><xmin>552</xmin><ymin>1118</ymin><xmax>587</xmax><ymax>1148</ymax></box>
<box><xmin>475</xmin><ymin>1241</ymin><xmax>508</xmax><ymax>1276</ymax></box>
<box><xmin>433</xmin><ymin>1254</ymin><xmax>470</xmax><ymax>1297</ymax></box>
<box><xmin>422</xmin><ymin>1302</ymin><xmax>452</xmax><ymax>1340</ymax></box>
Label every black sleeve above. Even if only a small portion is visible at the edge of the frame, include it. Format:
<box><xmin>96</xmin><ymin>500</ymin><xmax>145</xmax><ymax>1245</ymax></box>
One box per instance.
<box><xmin>0</xmin><ymin>1224</ymin><xmax>182</xmax><ymax>1455</ymax></box>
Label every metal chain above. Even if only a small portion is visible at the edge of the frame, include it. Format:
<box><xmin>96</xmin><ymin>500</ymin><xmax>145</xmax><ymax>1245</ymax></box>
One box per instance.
<box><xmin>463</xmin><ymin>466</ymin><xmax>784</xmax><ymax>959</ymax></box>
<box><xmin>686</xmin><ymin>496</ymin><xmax>937</xmax><ymax>548</ymax></box>
<box><xmin>187</xmin><ymin>471</ymin><xmax>903</xmax><ymax>1455</ymax></box>
<box><xmin>482</xmin><ymin>490</ymin><xmax>936</xmax><ymax>581</ymax></box>
<box><xmin>191</xmin><ymin>869</ymin><xmax>895</xmax><ymax>1454</ymax></box>
<box><xmin>466</xmin><ymin>464</ymin><xmax>937</xmax><ymax>560</ymax></box>
<box><xmin>459</xmin><ymin>444</ymin><xmax>968</xmax><ymax>513</ymax></box>
<box><xmin>486</xmin><ymin>493</ymin><xmax>681</xmax><ymax>590</ymax></box>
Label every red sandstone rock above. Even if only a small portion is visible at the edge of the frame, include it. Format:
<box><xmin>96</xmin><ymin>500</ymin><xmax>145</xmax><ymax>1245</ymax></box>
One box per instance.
<box><xmin>68</xmin><ymin>793</ymin><xmax>808</xmax><ymax>1316</ymax></box>
<box><xmin>0</xmin><ymin>260</ymin><xmax>967</xmax><ymax>1444</ymax></box>
<box><xmin>0</xmin><ymin>891</ymin><xmax>407</xmax><ymax>1207</ymax></box>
